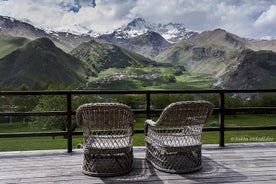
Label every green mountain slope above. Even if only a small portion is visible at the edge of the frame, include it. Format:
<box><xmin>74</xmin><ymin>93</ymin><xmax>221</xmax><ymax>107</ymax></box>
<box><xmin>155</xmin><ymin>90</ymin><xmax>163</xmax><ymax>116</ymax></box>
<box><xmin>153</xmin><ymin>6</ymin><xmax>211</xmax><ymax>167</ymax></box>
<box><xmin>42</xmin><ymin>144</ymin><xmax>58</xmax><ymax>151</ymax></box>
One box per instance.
<box><xmin>222</xmin><ymin>49</ymin><xmax>276</xmax><ymax>89</ymax></box>
<box><xmin>0</xmin><ymin>37</ymin><xmax>93</xmax><ymax>87</ymax></box>
<box><xmin>0</xmin><ymin>35</ymin><xmax>29</xmax><ymax>59</ymax></box>
<box><xmin>157</xmin><ymin>28</ymin><xmax>276</xmax><ymax>78</ymax></box>
<box><xmin>187</xmin><ymin>28</ymin><xmax>249</xmax><ymax>49</ymax></box>
<box><xmin>70</xmin><ymin>39</ymin><xmax>158</xmax><ymax>74</ymax></box>
<box><xmin>156</xmin><ymin>29</ymin><xmax>241</xmax><ymax>77</ymax></box>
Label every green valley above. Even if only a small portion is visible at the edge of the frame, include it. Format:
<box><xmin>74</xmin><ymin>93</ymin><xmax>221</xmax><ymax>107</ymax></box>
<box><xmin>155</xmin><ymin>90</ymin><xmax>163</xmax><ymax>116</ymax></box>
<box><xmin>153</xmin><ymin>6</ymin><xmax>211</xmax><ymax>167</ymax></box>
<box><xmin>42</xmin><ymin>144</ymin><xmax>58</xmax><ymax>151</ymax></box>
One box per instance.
<box><xmin>87</xmin><ymin>66</ymin><xmax>215</xmax><ymax>90</ymax></box>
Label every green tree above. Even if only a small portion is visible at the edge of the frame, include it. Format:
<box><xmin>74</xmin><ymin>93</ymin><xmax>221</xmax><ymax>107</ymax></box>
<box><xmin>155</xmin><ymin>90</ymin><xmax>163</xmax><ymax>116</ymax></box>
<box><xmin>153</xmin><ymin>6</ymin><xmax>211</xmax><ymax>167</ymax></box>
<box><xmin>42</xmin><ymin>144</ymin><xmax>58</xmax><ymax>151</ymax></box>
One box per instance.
<box><xmin>225</xmin><ymin>95</ymin><xmax>245</xmax><ymax>108</ymax></box>
<box><xmin>258</xmin><ymin>94</ymin><xmax>276</xmax><ymax>107</ymax></box>
<box><xmin>167</xmin><ymin>74</ymin><xmax>176</xmax><ymax>83</ymax></box>
<box><xmin>32</xmin><ymin>83</ymin><xmax>103</xmax><ymax>131</ymax></box>
<box><xmin>115</xmin><ymin>94</ymin><xmax>146</xmax><ymax>109</ymax></box>
<box><xmin>152</xmin><ymin>94</ymin><xmax>195</xmax><ymax>109</ymax></box>
<box><xmin>33</xmin><ymin>95</ymin><xmax>67</xmax><ymax>130</ymax></box>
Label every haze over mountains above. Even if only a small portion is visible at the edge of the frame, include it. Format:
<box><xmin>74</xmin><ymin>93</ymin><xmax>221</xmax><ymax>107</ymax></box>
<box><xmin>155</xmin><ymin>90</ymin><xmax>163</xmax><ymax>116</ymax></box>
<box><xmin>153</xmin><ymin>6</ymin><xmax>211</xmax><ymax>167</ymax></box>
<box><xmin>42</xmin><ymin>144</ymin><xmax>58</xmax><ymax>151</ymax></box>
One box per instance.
<box><xmin>0</xmin><ymin>15</ymin><xmax>275</xmax><ymax>90</ymax></box>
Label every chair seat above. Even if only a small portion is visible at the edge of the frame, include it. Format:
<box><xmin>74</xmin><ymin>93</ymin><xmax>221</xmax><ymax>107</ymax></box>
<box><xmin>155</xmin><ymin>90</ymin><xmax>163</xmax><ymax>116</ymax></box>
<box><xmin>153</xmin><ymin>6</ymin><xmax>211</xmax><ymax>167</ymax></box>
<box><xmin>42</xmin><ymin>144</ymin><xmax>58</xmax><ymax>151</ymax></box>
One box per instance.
<box><xmin>146</xmin><ymin>134</ymin><xmax>201</xmax><ymax>148</ymax></box>
<box><xmin>85</xmin><ymin>135</ymin><xmax>131</xmax><ymax>151</ymax></box>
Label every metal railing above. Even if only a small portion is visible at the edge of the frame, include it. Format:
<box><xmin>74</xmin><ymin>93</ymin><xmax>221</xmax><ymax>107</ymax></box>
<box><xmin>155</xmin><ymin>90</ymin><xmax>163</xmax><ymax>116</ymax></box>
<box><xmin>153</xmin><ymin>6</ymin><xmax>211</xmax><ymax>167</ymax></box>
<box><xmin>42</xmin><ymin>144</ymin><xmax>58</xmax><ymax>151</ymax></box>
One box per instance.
<box><xmin>0</xmin><ymin>89</ymin><xmax>276</xmax><ymax>152</ymax></box>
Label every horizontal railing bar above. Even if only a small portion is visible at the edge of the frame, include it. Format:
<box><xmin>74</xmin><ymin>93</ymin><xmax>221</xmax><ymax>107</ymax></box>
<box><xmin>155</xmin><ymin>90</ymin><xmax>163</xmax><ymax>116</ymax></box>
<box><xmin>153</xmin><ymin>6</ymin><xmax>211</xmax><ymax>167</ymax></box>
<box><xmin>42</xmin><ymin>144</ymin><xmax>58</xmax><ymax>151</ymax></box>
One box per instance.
<box><xmin>1</xmin><ymin>89</ymin><xmax>275</xmax><ymax>95</ymax></box>
<box><xmin>0</xmin><ymin>111</ymin><xmax>68</xmax><ymax>116</ymax></box>
<box><xmin>225</xmin><ymin>126</ymin><xmax>276</xmax><ymax>131</ymax></box>
<box><xmin>203</xmin><ymin>127</ymin><xmax>220</xmax><ymax>131</ymax></box>
<box><xmin>0</xmin><ymin>132</ymin><xmax>66</xmax><ymax>138</ymax></box>
<box><xmin>2</xmin><ymin>107</ymin><xmax>275</xmax><ymax>117</ymax></box>
<box><xmin>225</xmin><ymin>107</ymin><xmax>276</xmax><ymax>111</ymax></box>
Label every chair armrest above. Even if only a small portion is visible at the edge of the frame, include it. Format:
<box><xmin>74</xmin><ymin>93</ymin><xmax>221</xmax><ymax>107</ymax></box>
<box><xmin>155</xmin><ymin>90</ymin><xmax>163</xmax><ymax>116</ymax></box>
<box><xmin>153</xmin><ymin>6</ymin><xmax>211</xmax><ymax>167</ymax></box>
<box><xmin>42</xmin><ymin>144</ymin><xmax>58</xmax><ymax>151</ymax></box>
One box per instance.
<box><xmin>144</xmin><ymin>119</ymin><xmax>157</xmax><ymax>136</ymax></box>
<box><xmin>76</xmin><ymin>109</ymin><xmax>83</xmax><ymax>127</ymax></box>
<box><xmin>145</xmin><ymin>119</ymin><xmax>157</xmax><ymax>126</ymax></box>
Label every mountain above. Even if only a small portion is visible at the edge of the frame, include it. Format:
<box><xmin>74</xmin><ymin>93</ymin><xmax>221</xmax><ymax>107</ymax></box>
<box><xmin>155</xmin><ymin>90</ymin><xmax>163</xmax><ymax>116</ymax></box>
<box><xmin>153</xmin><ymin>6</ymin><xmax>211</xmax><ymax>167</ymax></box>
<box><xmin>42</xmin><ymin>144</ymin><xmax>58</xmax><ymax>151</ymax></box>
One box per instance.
<box><xmin>70</xmin><ymin>39</ymin><xmax>158</xmax><ymax>74</ymax></box>
<box><xmin>97</xmin><ymin>18</ymin><xmax>197</xmax><ymax>58</ymax></box>
<box><xmin>0</xmin><ymin>15</ymin><xmax>92</xmax><ymax>52</ymax></box>
<box><xmin>221</xmin><ymin>49</ymin><xmax>276</xmax><ymax>89</ymax></box>
<box><xmin>187</xmin><ymin>28</ymin><xmax>276</xmax><ymax>52</ymax></box>
<box><xmin>187</xmin><ymin>29</ymin><xmax>248</xmax><ymax>50</ymax></box>
<box><xmin>0</xmin><ymin>34</ymin><xmax>30</xmax><ymax>58</ymax></box>
<box><xmin>128</xmin><ymin>31</ymin><xmax>172</xmax><ymax>58</ymax></box>
<box><xmin>156</xmin><ymin>29</ymin><xmax>276</xmax><ymax>77</ymax></box>
<box><xmin>156</xmin><ymin>28</ymin><xmax>276</xmax><ymax>90</ymax></box>
<box><xmin>1</xmin><ymin>15</ymin><xmax>276</xmax><ymax>90</ymax></box>
<box><xmin>0</xmin><ymin>15</ymin><xmax>192</xmax><ymax>57</ymax></box>
<box><xmin>156</xmin><ymin>29</ymin><xmax>238</xmax><ymax>77</ymax></box>
<box><xmin>99</xmin><ymin>18</ymin><xmax>197</xmax><ymax>42</ymax></box>
<box><xmin>0</xmin><ymin>37</ymin><xmax>93</xmax><ymax>87</ymax></box>
<box><xmin>98</xmin><ymin>31</ymin><xmax>172</xmax><ymax>58</ymax></box>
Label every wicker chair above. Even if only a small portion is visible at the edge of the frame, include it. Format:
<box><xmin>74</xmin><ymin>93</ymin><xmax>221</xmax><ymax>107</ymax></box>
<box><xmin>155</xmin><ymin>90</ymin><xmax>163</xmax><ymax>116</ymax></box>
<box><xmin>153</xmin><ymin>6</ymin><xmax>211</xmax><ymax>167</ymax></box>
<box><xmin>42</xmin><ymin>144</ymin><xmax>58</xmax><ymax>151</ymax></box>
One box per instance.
<box><xmin>76</xmin><ymin>103</ymin><xmax>135</xmax><ymax>176</ymax></box>
<box><xmin>145</xmin><ymin>101</ymin><xmax>214</xmax><ymax>173</ymax></box>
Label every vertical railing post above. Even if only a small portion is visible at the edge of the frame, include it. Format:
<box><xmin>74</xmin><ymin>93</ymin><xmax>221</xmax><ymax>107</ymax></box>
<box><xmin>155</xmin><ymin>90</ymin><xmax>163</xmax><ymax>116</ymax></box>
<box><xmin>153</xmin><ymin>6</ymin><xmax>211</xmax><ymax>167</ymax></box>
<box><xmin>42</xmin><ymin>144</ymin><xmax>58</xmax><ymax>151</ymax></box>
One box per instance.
<box><xmin>219</xmin><ymin>91</ymin><xmax>225</xmax><ymax>147</ymax></box>
<box><xmin>146</xmin><ymin>92</ymin><xmax>151</xmax><ymax>119</ymax></box>
<box><xmin>67</xmin><ymin>93</ymin><xmax>73</xmax><ymax>153</ymax></box>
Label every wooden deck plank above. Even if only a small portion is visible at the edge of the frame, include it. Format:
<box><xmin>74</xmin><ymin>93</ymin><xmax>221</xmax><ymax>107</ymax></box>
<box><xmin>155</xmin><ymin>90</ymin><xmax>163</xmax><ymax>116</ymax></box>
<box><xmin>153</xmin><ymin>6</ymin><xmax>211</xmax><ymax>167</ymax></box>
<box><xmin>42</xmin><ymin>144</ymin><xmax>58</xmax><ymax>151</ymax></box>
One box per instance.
<box><xmin>0</xmin><ymin>143</ymin><xmax>275</xmax><ymax>184</ymax></box>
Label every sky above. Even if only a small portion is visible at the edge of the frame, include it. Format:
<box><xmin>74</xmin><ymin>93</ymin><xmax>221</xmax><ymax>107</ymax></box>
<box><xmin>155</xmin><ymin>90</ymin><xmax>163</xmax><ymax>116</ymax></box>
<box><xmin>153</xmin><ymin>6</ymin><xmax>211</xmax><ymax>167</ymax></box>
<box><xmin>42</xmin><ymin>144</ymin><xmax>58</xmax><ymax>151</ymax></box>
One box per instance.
<box><xmin>0</xmin><ymin>0</ymin><xmax>275</xmax><ymax>39</ymax></box>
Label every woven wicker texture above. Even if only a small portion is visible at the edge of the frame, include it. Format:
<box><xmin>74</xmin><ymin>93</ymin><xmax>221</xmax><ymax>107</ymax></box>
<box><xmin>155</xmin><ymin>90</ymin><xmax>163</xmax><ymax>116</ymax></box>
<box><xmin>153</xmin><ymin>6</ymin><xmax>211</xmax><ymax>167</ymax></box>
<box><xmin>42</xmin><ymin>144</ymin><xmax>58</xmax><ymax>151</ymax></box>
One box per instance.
<box><xmin>145</xmin><ymin>101</ymin><xmax>214</xmax><ymax>173</ymax></box>
<box><xmin>76</xmin><ymin>103</ymin><xmax>135</xmax><ymax>176</ymax></box>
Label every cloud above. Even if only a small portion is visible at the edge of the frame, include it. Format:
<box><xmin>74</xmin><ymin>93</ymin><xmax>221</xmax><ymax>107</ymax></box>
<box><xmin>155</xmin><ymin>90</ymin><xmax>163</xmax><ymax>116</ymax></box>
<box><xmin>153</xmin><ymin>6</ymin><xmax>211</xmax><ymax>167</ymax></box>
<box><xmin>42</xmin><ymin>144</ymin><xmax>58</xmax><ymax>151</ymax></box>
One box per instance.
<box><xmin>60</xmin><ymin>0</ymin><xmax>82</xmax><ymax>13</ymax></box>
<box><xmin>0</xmin><ymin>0</ymin><xmax>275</xmax><ymax>39</ymax></box>
<box><xmin>254</xmin><ymin>5</ymin><xmax>276</xmax><ymax>37</ymax></box>
<box><xmin>128</xmin><ymin>0</ymin><xmax>275</xmax><ymax>38</ymax></box>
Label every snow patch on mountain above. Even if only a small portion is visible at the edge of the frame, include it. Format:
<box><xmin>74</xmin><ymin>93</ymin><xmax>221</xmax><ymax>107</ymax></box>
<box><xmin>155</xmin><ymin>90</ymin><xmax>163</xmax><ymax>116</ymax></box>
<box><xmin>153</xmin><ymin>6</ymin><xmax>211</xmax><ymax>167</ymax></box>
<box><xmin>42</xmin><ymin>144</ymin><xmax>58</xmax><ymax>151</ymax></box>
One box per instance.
<box><xmin>111</xmin><ymin>18</ymin><xmax>197</xmax><ymax>43</ymax></box>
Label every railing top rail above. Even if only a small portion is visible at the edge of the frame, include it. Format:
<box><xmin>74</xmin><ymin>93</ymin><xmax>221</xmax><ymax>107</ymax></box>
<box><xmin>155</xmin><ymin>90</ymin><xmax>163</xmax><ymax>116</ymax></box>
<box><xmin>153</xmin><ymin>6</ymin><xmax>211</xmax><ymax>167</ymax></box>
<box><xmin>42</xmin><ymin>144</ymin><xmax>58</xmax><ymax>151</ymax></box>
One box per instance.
<box><xmin>1</xmin><ymin>89</ymin><xmax>276</xmax><ymax>95</ymax></box>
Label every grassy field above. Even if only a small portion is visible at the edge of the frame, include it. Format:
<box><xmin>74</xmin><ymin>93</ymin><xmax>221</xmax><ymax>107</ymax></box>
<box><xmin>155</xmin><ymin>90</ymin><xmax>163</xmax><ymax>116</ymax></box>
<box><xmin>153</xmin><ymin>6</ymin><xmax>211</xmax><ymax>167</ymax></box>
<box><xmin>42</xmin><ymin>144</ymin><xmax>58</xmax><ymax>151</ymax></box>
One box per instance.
<box><xmin>0</xmin><ymin>114</ymin><xmax>275</xmax><ymax>151</ymax></box>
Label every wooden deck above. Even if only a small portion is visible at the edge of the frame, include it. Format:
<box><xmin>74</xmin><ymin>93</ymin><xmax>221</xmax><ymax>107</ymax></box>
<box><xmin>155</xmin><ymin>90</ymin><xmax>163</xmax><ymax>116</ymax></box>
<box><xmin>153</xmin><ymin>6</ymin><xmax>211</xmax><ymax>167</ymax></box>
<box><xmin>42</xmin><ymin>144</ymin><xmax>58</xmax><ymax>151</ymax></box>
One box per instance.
<box><xmin>0</xmin><ymin>143</ymin><xmax>275</xmax><ymax>184</ymax></box>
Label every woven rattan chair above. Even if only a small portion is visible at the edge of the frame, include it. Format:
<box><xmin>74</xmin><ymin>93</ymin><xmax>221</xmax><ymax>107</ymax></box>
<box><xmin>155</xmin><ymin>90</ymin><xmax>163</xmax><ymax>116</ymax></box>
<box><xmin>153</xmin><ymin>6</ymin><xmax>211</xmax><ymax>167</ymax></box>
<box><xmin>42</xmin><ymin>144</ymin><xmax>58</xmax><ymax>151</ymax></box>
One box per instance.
<box><xmin>76</xmin><ymin>103</ymin><xmax>135</xmax><ymax>176</ymax></box>
<box><xmin>145</xmin><ymin>101</ymin><xmax>214</xmax><ymax>173</ymax></box>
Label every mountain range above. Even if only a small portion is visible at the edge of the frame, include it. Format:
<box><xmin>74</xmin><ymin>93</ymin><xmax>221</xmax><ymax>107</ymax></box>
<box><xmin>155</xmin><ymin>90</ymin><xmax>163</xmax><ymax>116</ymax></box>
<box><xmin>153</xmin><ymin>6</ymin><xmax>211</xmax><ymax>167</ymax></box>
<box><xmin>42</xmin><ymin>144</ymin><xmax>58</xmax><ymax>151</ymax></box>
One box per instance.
<box><xmin>0</xmin><ymin>36</ymin><xmax>159</xmax><ymax>87</ymax></box>
<box><xmin>99</xmin><ymin>18</ymin><xmax>198</xmax><ymax>42</ymax></box>
<box><xmin>0</xmin><ymin>16</ymin><xmax>91</xmax><ymax>52</ymax></box>
<box><xmin>0</xmin><ymin>15</ymin><xmax>275</xmax><ymax>90</ymax></box>
<box><xmin>157</xmin><ymin>28</ymin><xmax>276</xmax><ymax>79</ymax></box>
<box><xmin>97</xmin><ymin>18</ymin><xmax>197</xmax><ymax>58</ymax></box>
<box><xmin>0</xmin><ymin>37</ymin><xmax>93</xmax><ymax>87</ymax></box>
<box><xmin>70</xmin><ymin>39</ymin><xmax>158</xmax><ymax>74</ymax></box>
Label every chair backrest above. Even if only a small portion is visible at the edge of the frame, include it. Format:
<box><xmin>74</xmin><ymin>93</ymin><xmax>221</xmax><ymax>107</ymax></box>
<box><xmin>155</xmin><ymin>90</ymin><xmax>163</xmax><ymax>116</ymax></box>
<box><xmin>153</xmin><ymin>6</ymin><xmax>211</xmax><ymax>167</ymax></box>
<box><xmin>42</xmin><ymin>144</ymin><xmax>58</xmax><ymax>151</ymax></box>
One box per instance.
<box><xmin>156</xmin><ymin>101</ymin><xmax>214</xmax><ymax>127</ymax></box>
<box><xmin>76</xmin><ymin>103</ymin><xmax>134</xmax><ymax>136</ymax></box>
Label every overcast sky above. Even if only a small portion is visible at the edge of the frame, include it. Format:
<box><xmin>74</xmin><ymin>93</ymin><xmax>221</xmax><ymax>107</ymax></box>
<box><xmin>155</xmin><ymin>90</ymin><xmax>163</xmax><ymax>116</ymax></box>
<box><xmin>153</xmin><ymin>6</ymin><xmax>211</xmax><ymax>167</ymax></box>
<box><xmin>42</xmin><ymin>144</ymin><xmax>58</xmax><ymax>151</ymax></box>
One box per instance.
<box><xmin>0</xmin><ymin>0</ymin><xmax>275</xmax><ymax>39</ymax></box>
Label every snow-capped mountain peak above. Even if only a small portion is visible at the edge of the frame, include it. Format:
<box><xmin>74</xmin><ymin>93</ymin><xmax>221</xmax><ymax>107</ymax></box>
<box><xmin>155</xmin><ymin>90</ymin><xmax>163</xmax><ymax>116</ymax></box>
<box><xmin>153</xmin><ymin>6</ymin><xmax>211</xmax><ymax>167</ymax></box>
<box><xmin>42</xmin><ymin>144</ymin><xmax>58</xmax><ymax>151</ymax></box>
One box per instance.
<box><xmin>157</xmin><ymin>22</ymin><xmax>198</xmax><ymax>42</ymax></box>
<box><xmin>126</xmin><ymin>18</ymin><xmax>150</xmax><ymax>29</ymax></box>
<box><xmin>113</xmin><ymin>18</ymin><xmax>153</xmax><ymax>39</ymax></box>
<box><xmin>111</xmin><ymin>18</ymin><xmax>197</xmax><ymax>43</ymax></box>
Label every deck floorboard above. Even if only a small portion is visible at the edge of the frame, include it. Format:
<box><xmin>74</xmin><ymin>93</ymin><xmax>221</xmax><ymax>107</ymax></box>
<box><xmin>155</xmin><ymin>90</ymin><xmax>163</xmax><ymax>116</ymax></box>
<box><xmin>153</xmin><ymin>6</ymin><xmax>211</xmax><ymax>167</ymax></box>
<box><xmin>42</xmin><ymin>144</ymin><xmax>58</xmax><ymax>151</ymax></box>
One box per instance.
<box><xmin>0</xmin><ymin>143</ymin><xmax>276</xmax><ymax>183</ymax></box>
